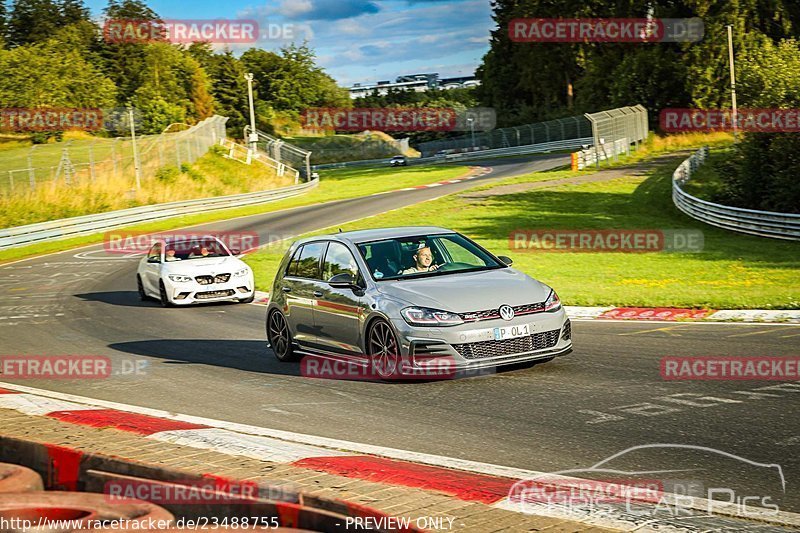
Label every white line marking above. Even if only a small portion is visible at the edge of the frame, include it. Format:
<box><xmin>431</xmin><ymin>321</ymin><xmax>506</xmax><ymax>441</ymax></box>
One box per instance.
<box><xmin>149</xmin><ymin>428</ymin><xmax>352</xmax><ymax>463</ymax></box>
<box><xmin>0</xmin><ymin>393</ymin><xmax>99</xmax><ymax>416</ymax></box>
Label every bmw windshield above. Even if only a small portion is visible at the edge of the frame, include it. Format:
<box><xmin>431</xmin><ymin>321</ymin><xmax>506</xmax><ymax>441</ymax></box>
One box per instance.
<box><xmin>357</xmin><ymin>233</ymin><xmax>505</xmax><ymax>281</ymax></box>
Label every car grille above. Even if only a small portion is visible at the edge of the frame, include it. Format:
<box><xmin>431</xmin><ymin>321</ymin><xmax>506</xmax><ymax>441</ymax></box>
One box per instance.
<box><xmin>452</xmin><ymin>329</ymin><xmax>560</xmax><ymax>360</ymax></box>
<box><xmin>195</xmin><ymin>274</ymin><xmax>230</xmax><ymax>285</ymax></box>
<box><xmin>196</xmin><ymin>290</ymin><xmax>235</xmax><ymax>299</ymax></box>
<box><xmin>458</xmin><ymin>301</ymin><xmax>546</xmax><ymax>322</ymax></box>
<box><xmin>562</xmin><ymin>320</ymin><xmax>571</xmax><ymax>340</ymax></box>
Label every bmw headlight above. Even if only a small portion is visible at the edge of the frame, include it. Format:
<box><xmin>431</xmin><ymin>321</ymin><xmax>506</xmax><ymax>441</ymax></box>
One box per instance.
<box><xmin>168</xmin><ymin>274</ymin><xmax>193</xmax><ymax>283</ymax></box>
<box><xmin>544</xmin><ymin>289</ymin><xmax>561</xmax><ymax>312</ymax></box>
<box><xmin>234</xmin><ymin>268</ymin><xmax>250</xmax><ymax>277</ymax></box>
<box><xmin>401</xmin><ymin>307</ymin><xmax>464</xmax><ymax>327</ymax></box>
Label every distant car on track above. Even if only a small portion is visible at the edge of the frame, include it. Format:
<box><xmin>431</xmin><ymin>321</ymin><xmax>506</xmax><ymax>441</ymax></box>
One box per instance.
<box><xmin>137</xmin><ymin>236</ymin><xmax>255</xmax><ymax>307</ymax></box>
<box><xmin>390</xmin><ymin>155</ymin><xmax>407</xmax><ymax>167</ymax></box>
<box><xmin>266</xmin><ymin>227</ymin><xmax>572</xmax><ymax>379</ymax></box>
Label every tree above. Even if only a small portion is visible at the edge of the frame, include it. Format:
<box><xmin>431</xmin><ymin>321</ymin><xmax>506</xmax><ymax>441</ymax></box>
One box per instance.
<box><xmin>6</xmin><ymin>0</ymin><xmax>63</xmax><ymax>46</ymax></box>
<box><xmin>60</xmin><ymin>0</ymin><xmax>90</xmax><ymax>25</ymax></box>
<box><xmin>0</xmin><ymin>34</ymin><xmax>116</xmax><ymax>107</ymax></box>
<box><xmin>204</xmin><ymin>51</ymin><xmax>249</xmax><ymax>134</ymax></box>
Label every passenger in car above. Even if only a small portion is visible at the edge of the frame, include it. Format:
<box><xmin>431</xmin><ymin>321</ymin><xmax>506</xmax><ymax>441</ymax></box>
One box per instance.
<box><xmin>165</xmin><ymin>249</ymin><xmax>181</xmax><ymax>262</ymax></box>
<box><xmin>400</xmin><ymin>246</ymin><xmax>440</xmax><ymax>274</ymax></box>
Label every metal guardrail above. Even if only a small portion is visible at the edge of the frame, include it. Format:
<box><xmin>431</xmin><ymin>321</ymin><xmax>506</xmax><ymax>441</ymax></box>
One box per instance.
<box><xmin>672</xmin><ymin>147</ymin><xmax>800</xmax><ymax>241</ymax></box>
<box><xmin>0</xmin><ymin>179</ymin><xmax>319</xmax><ymax>249</ymax></box>
<box><xmin>313</xmin><ymin>138</ymin><xmax>592</xmax><ymax>170</ymax></box>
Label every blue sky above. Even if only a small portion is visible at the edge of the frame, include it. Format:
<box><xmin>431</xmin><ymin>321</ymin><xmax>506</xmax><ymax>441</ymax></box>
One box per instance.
<box><xmin>86</xmin><ymin>0</ymin><xmax>493</xmax><ymax>86</ymax></box>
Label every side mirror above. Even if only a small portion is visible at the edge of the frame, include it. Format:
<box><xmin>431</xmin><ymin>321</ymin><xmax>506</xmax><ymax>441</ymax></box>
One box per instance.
<box><xmin>230</xmin><ymin>249</ymin><xmax>241</xmax><ymax>256</ymax></box>
<box><xmin>497</xmin><ymin>255</ymin><xmax>513</xmax><ymax>266</ymax></box>
<box><xmin>329</xmin><ymin>272</ymin><xmax>356</xmax><ymax>288</ymax></box>
<box><xmin>147</xmin><ymin>257</ymin><xmax>160</xmax><ymax>264</ymax></box>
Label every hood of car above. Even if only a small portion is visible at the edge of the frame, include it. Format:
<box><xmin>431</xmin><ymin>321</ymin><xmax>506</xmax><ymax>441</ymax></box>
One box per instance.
<box><xmin>375</xmin><ymin>267</ymin><xmax>551</xmax><ymax>313</ymax></box>
<box><xmin>161</xmin><ymin>256</ymin><xmax>246</xmax><ymax>274</ymax></box>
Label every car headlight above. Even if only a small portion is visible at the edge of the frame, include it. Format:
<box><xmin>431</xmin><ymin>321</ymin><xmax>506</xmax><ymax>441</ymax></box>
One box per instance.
<box><xmin>401</xmin><ymin>307</ymin><xmax>464</xmax><ymax>327</ymax></box>
<box><xmin>168</xmin><ymin>274</ymin><xmax>193</xmax><ymax>283</ymax></box>
<box><xmin>234</xmin><ymin>268</ymin><xmax>250</xmax><ymax>277</ymax></box>
<box><xmin>544</xmin><ymin>289</ymin><xmax>561</xmax><ymax>312</ymax></box>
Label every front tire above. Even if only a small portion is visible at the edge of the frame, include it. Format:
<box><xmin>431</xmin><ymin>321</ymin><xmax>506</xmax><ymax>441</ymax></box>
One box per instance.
<box><xmin>158</xmin><ymin>281</ymin><xmax>173</xmax><ymax>308</ymax></box>
<box><xmin>367</xmin><ymin>319</ymin><xmax>402</xmax><ymax>380</ymax></box>
<box><xmin>137</xmin><ymin>275</ymin><xmax>148</xmax><ymax>301</ymax></box>
<box><xmin>267</xmin><ymin>310</ymin><xmax>298</xmax><ymax>362</ymax></box>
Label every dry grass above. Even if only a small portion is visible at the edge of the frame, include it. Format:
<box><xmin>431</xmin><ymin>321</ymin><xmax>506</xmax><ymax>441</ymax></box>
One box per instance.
<box><xmin>0</xmin><ymin>146</ymin><xmax>292</xmax><ymax>227</ymax></box>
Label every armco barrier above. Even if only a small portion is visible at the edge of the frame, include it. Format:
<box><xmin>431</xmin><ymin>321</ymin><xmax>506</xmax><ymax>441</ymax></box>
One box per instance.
<box><xmin>672</xmin><ymin>147</ymin><xmax>800</xmax><ymax>240</ymax></box>
<box><xmin>313</xmin><ymin>137</ymin><xmax>591</xmax><ymax>170</ymax></box>
<box><xmin>0</xmin><ymin>179</ymin><xmax>319</xmax><ymax>250</ymax></box>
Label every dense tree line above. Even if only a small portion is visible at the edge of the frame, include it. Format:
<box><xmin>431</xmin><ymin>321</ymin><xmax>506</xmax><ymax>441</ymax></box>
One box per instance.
<box><xmin>477</xmin><ymin>0</ymin><xmax>800</xmax><ymax>211</ymax></box>
<box><xmin>0</xmin><ymin>0</ymin><xmax>349</xmax><ymax>135</ymax></box>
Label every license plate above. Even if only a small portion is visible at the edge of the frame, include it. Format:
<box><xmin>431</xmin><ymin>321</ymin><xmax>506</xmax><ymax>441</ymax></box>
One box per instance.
<box><xmin>493</xmin><ymin>324</ymin><xmax>531</xmax><ymax>341</ymax></box>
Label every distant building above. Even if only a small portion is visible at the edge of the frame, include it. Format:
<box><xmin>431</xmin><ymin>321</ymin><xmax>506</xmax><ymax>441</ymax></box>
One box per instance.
<box><xmin>348</xmin><ymin>73</ymin><xmax>479</xmax><ymax>99</ymax></box>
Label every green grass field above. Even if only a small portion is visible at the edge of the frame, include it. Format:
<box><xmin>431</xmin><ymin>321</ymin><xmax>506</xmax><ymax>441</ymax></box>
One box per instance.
<box><xmin>243</xmin><ymin>151</ymin><xmax>800</xmax><ymax>309</ymax></box>
<box><xmin>0</xmin><ymin>164</ymin><xmax>470</xmax><ymax>263</ymax></box>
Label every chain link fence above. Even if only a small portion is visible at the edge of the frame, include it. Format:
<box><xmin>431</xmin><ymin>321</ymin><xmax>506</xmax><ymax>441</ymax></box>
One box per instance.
<box><xmin>244</xmin><ymin>126</ymin><xmax>312</xmax><ymax>180</ymax></box>
<box><xmin>296</xmin><ymin>135</ymin><xmax>409</xmax><ymax>165</ymax></box>
<box><xmin>1</xmin><ymin>116</ymin><xmax>228</xmax><ymax>194</ymax></box>
<box><xmin>577</xmin><ymin>105</ymin><xmax>649</xmax><ymax>168</ymax></box>
<box><xmin>416</xmin><ymin>116</ymin><xmax>592</xmax><ymax>157</ymax></box>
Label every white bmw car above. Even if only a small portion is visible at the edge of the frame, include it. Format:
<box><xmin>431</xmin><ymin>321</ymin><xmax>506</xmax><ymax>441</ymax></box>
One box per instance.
<box><xmin>136</xmin><ymin>236</ymin><xmax>255</xmax><ymax>307</ymax></box>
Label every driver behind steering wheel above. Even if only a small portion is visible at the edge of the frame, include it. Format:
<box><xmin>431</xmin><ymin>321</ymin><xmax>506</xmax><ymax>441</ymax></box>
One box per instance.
<box><xmin>400</xmin><ymin>245</ymin><xmax>441</xmax><ymax>274</ymax></box>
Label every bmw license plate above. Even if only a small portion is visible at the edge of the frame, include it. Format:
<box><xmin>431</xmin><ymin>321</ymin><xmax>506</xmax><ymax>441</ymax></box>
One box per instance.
<box><xmin>493</xmin><ymin>324</ymin><xmax>531</xmax><ymax>341</ymax></box>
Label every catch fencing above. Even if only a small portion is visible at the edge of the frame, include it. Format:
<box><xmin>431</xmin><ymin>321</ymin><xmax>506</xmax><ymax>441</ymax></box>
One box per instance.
<box><xmin>417</xmin><ymin>116</ymin><xmax>591</xmax><ymax>157</ymax></box>
<box><xmin>244</xmin><ymin>127</ymin><xmax>312</xmax><ymax>179</ymax></box>
<box><xmin>1</xmin><ymin>116</ymin><xmax>229</xmax><ymax>193</ymax></box>
<box><xmin>575</xmin><ymin>105</ymin><xmax>649</xmax><ymax>169</ymax></box>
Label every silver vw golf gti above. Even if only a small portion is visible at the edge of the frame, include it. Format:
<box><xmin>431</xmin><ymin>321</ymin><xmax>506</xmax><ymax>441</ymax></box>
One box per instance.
<box><xmin>266</xmin><ymin>227</ymin><xmax>572</xmax><ymax>379</ymax></box>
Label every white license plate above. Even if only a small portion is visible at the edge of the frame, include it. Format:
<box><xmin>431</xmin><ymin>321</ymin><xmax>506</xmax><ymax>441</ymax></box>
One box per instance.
<box><xmin>493</xmin><ymin>324</ymin><xmax>531</xmax><ymax>341</ymax></box>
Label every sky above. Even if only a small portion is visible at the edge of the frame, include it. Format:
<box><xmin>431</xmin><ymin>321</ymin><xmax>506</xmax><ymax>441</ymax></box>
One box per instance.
<box><xmin>85</xmin><ymin>0</ymin><xmax>494</xmax><ymax>87</ymax></box>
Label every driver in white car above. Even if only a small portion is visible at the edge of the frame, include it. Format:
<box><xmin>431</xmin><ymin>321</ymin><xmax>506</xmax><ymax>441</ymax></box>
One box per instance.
<box><xmin>400</xmin><ymin>245</ymin><xmax>440</xmax><ymax>274</ymax></box>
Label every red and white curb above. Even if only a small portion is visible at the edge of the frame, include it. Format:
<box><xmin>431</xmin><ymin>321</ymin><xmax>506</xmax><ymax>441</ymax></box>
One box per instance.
<box><xmin>252</xmin><ymin>296</ymin><xmax>800</xmax><ymax>324</ymax></box>
<box><xmin>1</xmin><ymin>383</ymin><xmax>799</xmax><ymax>532</ymax></box>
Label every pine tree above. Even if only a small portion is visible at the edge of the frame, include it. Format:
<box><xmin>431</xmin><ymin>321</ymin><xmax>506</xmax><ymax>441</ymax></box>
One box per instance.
<box><xmin>60</xmin><ymin>0</ymin><xmax>90</xmax><ymax>25</ymax></box>
<box><xmin>6</xmin><ymin>0</ymin><xmax>63</xmax><ymax>46</ymax></box>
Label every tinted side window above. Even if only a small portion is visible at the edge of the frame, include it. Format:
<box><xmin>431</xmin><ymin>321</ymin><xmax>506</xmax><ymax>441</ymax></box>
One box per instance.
<box><xmin>286</xmin><ymin>246</ymin><xmax>304</xmax><ymax>277</ymax></box>
<box><xmin>148</xmin><ymin>243</ymin><xmax>162</xmax><ymax>262</ymax></box>
<box><xmin>323</xmin><ymin>242</ymin><xmax>359</xmax><ymax>281</ymax></box>
<box><xmin>289</xmin><ymin>242</ymin><xmax>326</xmax><ymax>280</ymax></box>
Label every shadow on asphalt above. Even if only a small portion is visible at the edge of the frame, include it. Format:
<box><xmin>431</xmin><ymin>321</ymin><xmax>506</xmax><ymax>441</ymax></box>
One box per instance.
<box><xmin>107</xmin><ymin>338</ymin><xmax>548</xmax><ymax>384</ymax></box>
<box><xmin>108</xmin><ymin>339</ymin><xmax>299</xmax><ymax>376</ymax></box>
<box><xmin>75</xmin><ymin>291</ymin><xmax>243</xmax><ymax>308</ymax></box>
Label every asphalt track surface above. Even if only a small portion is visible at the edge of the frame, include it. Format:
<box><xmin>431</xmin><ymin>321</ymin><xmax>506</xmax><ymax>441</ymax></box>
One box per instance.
<box><xmin>1</xmin><ymin>153</ymin><xmax>798</xmax><ymax>515</ymax></box>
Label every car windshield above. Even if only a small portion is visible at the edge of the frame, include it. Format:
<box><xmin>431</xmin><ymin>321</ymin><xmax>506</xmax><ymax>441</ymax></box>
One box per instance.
<box><xmin>357</xmin><ymin>233</ymin><xmax>504</xmax><ymax>281</ymax></box>
<box><xmin>165</xmin><ymin>239</ymin><xmax>230</xmax><ymax>261</ymax></box>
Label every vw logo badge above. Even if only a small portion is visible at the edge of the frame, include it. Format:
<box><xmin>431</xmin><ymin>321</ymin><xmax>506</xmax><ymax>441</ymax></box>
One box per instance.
<box><xmin>499</xmin><ymin>305</ymin><xmax>515</xmax><ymax>321</ymax></box>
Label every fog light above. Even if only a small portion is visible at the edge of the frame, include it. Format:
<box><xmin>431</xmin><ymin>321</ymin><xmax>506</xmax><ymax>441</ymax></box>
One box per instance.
<box><xmin>561</xmin><ymin>320</ymin><xmax>572</xmax><ymax>341</ymax></box>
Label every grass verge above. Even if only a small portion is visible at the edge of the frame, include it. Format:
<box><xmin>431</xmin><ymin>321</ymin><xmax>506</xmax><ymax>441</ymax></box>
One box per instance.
<box><xmin>0</xmin><ymin>164</ymin><xmax>470</xmax><ymax>264</ymax></box>
<box><xmin>244</xmin><ymin>149</ymin><xmax>800</xmax><ymax>309</ymax></box>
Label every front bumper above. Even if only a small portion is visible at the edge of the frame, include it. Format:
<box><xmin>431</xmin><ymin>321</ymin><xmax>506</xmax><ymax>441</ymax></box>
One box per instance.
<box><xmin>390</xmin><ymin>308</ymin><xmax>572</xmax><ymax>371</ymax></box>
<box><xmin>163</xmin><ymin>274</ymin><xmax>255</xmax><ymax>305</ymax></box>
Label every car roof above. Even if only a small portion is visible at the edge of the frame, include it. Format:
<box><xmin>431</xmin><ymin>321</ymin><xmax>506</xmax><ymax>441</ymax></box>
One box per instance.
<box><xmin>297</xmin><ymin>226</ymin><xmax>454</xmax><ymax>245</ymax></box>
